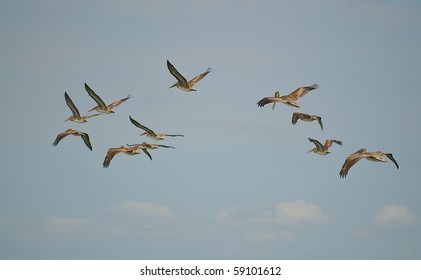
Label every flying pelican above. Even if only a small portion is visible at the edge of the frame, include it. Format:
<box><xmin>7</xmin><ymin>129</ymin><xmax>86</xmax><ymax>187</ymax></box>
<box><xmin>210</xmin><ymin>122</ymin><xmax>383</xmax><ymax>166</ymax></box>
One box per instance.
<box><xmin>167</xmin><ymin>60</ymin><xmax>211</xmax><ymax>92</ymax></box>
<box><xmin>308</xmin><ymin>138</ymin><xmax>342</xmax><ymax>155</ymax></box>
<box><xmin>64</xmin><ymin>92</ymin><xmax>100</xmax><ymax>123</ymax></box>
<box><xmin>52</xmin><ymin>128</ymin><xmax>92</xmax><ymax>151</ymax></box>
<box><xmin>257</xmin><ymin>84</ymin><xmax>318</xmax><ymax>109</ymax></box>
<box><xmin>85</xmin><ymin>83</ymin><xmax>131</xmax><ymax>114</ymax></box>
<box><xmin>292</xmin><ymin>112</ymin><xmax>323</xmax><ymax>130</ymax></box>
<box><xmin>129</xmin><ymin>116</ymin><xmax>184</xmax><ymax>141</ymax></box>
<box><xmin>126</xmin><ymin>142</ymin><xmax>175</xmax><ymax>161</ymax></box>
<box><xmin>103</xmin><ymin>145</ymin><xmax>151</xmax><ymax>168</ymax></box>
<box><xmin>339</xmin><ymin>148</ymin><xmax>399</xmax><ymax>178</ymax></box>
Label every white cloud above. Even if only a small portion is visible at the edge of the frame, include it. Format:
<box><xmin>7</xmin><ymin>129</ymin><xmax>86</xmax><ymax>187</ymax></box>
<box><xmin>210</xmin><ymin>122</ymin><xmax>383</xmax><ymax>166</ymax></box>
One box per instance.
<box><xmin>216</xmin><ymin>200</ymin><xmax>330</xmax><ymax>227</ymax></box>
<box><xmin>110</xmin><ymin>200</ymin><xmax>175</xmax><ymax>218</ymax></box>
<box><xmin>252</xmin><ymin>200</ymin><xmax>330</xmax><ymax>226</ymax></box>
<box><xmin>373</xmin><ymin>204</ymin><xmax>418</xmax><ymax>229</ymax></box>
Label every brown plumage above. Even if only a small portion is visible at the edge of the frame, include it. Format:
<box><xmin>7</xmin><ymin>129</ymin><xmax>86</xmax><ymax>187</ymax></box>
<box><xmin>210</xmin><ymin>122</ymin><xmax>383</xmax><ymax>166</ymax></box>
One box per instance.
<box><xmin>52</xmin><ymin>129</ymin><xmax>92</xmax><ymax>151</ymax></box>
<box><xmin>167</xmin><ymin>60</ymin><xmax>211</xmax><ymax>92</ymax></box>
<box><xmin>64</xmin><ymin>92</ymin><xmax>100</xmax><ymax>123</ymax></box>
<box><xmin>339</xmin><ymin>148</ymin><xmax>399</xmax><ymax>178</ymax></box>
<box><xmin>103</xmin><ymin>145</ymin><xmax>151</xmax><ymax>168</ymax></box>
<box><xmin>308</xmin><ymin>138</ymin><xmax>342</xmax><ymax>155</ymax></box>
<box><xmin>85</xmin><ymin>83</ymin><xmax>131</xmax><ymax>114</ymax></box>
<box><xmin>257</xmin><ymin>84</ymin><xmax>318</xmax><ymax>109</ymax></box>
<box><xmin>292</xmin><ymin>112</ymin><xmax>323</xmax><ymax>130</ymax></box>
<box><xmin>129</xmin><ymin>116</ymin><xmax>184</xmax><ymax>140</ymax></box>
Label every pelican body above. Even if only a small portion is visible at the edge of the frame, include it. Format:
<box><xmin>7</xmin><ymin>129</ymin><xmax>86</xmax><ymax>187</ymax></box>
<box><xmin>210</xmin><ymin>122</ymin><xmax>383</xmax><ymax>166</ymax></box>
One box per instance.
<box><xmin>167</xmin><ymin>60</ymin><xmax>211</xmax><ymax>92</ymax></box>
<box><xmin>308</xmin><ymin>138</ymin><xmax>342</xmax><ymax>155</ymax></box>
<box><xmin>85</xmin><ymin>83</ymin><xmax>130</xmax><ymax>114</ymax></box>
<box><xmin>339</xmin><ymin>148</ymin><xmax>399</xmax><ymax>178</ymax></box>
<box><xmin>103</xmin><ymin>145</ymin><xmax>152</xmax><ymax>168</ymax></box>
<box><xmin>129</xmin><ymin>116</ymin><xmax>184</xmax><ymax>141</ymax></box>
<box><xmin>64</xmin><ymin>92</ymin><xmax>100</xmax><ymax>123</ymax></box>
<box><xmin>52</xmin><ymin>128</ymin><xmax>93</xmax><ymax>151</ymax></box>
<box><xmin>292</xmin><ymin>112</ymin><xmax>323</xmax><ymax>130</ymax></box>
<box><xmin>257</xmin><ymin>84</ymin><xmax>318</xmax><ymax>109</ymax></box>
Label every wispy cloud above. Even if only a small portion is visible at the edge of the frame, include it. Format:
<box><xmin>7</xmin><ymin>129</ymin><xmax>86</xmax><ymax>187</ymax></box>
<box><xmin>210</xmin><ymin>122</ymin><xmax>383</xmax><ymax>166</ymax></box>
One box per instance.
<box><xmin>109</xmin><ymin>200</ymin><xmax>175</xmax><ymax>218</ymax></box>
<box><xmin>216</xmin><ymin>200</ymin><xmax>330</xmax><ymax>227</ymax></box>
<box><xmin>373</xmin><ymin>204</ymin><xmax>418</xmax><ymax>229</ymax></box>
<box><xmin>251</xmin><ymin>200</ymin><xmax>330</xmax><ymax>226</ymax></box>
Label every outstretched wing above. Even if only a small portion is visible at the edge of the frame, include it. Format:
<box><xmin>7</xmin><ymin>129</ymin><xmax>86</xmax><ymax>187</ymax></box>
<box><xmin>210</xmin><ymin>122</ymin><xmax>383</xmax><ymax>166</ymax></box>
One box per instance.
<box><xmin>385</xmin><ymin>153</ymin><xmax>399</xmax><ymax>169</ymax></box>
<box><xmin>80</xmin><ymin>133</ymin><xmax>93</xmax><ymax>151</ymax></box>
<box><xmin>85</xmin><ymin>83</ymin><xmax>108</xmax><ymax>111</ymax></box>
<box><xmin>316</xmin><ymin>116</ymin><xmax>323</xmax><ymax>131</ymax></box>
<box><xmin>287</xmin><ymin>84</ymin><xmax>318</xmax><ymax>101</ymax></box>
<box><xmin>325</xmin><ymin>139</ymin><xmax>343</xmax><ymax>148</ymax></box>
<box><xmin>339</xmin><ymin>154</ymin><xmax>366</xmax><ymax>178</ymax></box>
<box><xmin>64</xmin><ymin>92</ymin><xmax>82</xmax><ymax>119</ymax></box>
<box><xmin>167</xmin><ymin>60</ymin><xmax>189</xmax><ymax>88</ymax></box>
<box><xmin>129</xmin><ymin>116</ymin><xmax>157</xmax><ymax>137</ymax></box>
<box><xmin>163</xmin><ymin>134</ymin><xmax>184</xmax><ymax>137</ymax></box>
<box><xmin>141</xmin><ymin>148</ymin><xmax>152</xmax><ymax>161</ymax></box>
<box><xmin>52</xmin><ymin>129</ymin><xmax>73</xmax><ymax>146</ymax></box>
<box><xmin>157</xmin><ymin>144</ymin><xmax>175</xmax><ymax>149</ymax></box>
<box><xmin>107</xmin><ymin>94</ymin><xmax>131</xmax><ymax>110</ymax></box>
<box><xmin>308</xmin><ymin>137</ymin><xmax>324</xmax><ymax>149</ymax></box>
<box><xmin>188</xmin><ymin>68</ymin><xmax>211</xmax><ymax>87</ymax></box>
<box><xmin>257</xmin><ymin>95</ymin><xmax>280</xmax><ymax>107</ymax></box>
<box><xmin>103</xmin><ymin>148</ymin><xmax>120</xmax><ymax>168</ymax></box>
<box><xmin>291</xmin><ymin>112</ymin><xmax>307</xmax><ymax>124</ymax></box>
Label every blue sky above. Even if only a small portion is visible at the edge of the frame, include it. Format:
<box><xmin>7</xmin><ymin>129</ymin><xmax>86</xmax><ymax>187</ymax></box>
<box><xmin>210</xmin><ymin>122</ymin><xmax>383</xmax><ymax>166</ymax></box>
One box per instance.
<box><xmin>1</xmin><ymin>0</ymin><xmax>420</xmax><ymax>259</ymax></box>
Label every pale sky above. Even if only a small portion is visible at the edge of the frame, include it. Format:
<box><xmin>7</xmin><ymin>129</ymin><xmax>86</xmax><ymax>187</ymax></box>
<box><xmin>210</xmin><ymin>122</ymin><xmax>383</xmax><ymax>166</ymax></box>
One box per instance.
<box><xmin>1</xmin><ymin>0</ymin><xmax>421</xmax><ymax>259</ymax></box>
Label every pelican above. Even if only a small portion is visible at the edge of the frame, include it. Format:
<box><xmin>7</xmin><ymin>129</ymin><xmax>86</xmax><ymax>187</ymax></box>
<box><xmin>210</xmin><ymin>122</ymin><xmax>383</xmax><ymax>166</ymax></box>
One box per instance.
<box><xmin>103</xmin><ymin>145</ymin><xmax>151</xmax><ymax>168</ymax></box>
<box><xmin>167</xmin><ymin>60</ymin><xmax>211</xmax><ymax>92</ymax></box>
<box><xmin>52</xmin><ymin>128</ymin><xmax>92</xmax><ymax>151</ymax></box>
<box><xmin>308</xmin><ymin>138</ymin><xmax>342</xmax><ymax>155</ymax></box>
<box><xmin>257</xmin><ymin>84</ymin><xmax>318</xmax><ymax>109</ymax></box>
<box><xmin>129</xmin><ymin>116</ymin><xmax>184</xmax><ymax>141</ymax></box>
<box><xmin>292</xmin><ymin>112</ymin><xmax>323</xmax><ymax>130</ymax></box>
<box><xmin>339</xmin><ymin>148</ymin><xmax>399</xmax><ymax>178</ymax></box>
<box><xmin>85</xmin><ymin>83</ymin><xmax>131</xmax><ymax>114</ymax></box>
<box><xmin>126</xmin><ymin>142</ymin><xmax>174</xmax><ymax>161</ymax></box>
<box><xmin>64</xmin><ymin>92</ymin><xmax>100</xmax><ymax>123</ymax></box>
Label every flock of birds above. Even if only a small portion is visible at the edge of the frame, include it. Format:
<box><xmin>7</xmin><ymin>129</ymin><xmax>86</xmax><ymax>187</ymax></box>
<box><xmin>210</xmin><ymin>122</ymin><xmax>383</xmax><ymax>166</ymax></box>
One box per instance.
<box><xmin>256</xmin><ymin>84</ymin><xmax>399</xmax><ymax>178</ymax></box>
<box><xmin>52</xmin><ymin>60</ymin><xmax>209</xmax><ymax>168</ymax></box>
<box><xmin>53</xmin><ymin>60</ymin><xmax>399</xmax><ymax>177</ymax></box>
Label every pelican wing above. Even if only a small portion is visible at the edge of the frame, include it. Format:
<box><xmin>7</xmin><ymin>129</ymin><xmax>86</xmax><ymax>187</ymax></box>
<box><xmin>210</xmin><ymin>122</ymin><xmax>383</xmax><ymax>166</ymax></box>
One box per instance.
<box><xmin>308</xmin><ymin>138</ymin><xmax>324</xmax><ymax>149</ymax></box>
<box><xmin>163</xmin><ymin>134</ymin><xmax>184</xmax><ymax>137</ymax></box>
<box><xmin>107</xmin><ymin>94</ymin><xmax>131</xmax><ymax>110</ymax></box>
<box><xmin>52</xmin><ymin>129</ymin><xmax>74</xmax><ymax>146</ymax></box>
<box><xmin>167</xmin><ymin>60</ymin><xmax>189</xmax><ymax>88</ymax></box>
<box><xmin>385</xmin><ymin>153</ymin><xmax>399</xmax><ymax>169</ymax></box>
<box><xmin>103</xmin><ymin>148</ymin><xmax>122</xmax><ymax>168</ymax></box>
<box><xmin>157</xmin><ymin>144</ymin><xmax>175</xmax><ymax>149</ymax></box>
<box><xmin>325</xmin><ymin>139</ymin><xmax>343</xmax><ymax>148</ymax></box>
<box><xmin>141</xmin><ymin>148</ymin><xmax>153</xmax><ymax>161</ymax></box>
<box><xmin>316</xmin><ymin>116</ymin><xmax>323</xmax><ymax>130</ymax></box>
<box><xmin>257</xmin><ymin>96</ymin><xmax>280</xmax><ymax>107</ymax></box>
<box><xmin>339</xmin><ymin>154</ymin><xmax>367</xmax><ymax>178</ymax></box>
<box><xmin>80</xmin><ymin>132</ymin><xmax>92</xmax><ymax>151</ymax></box>
<box><xmin>85</xmin><ymin>83</ymin><xmax>108</xmax><ymax>111</ymax></box>
<box><xmin>287</xmin><ymin>84</ymin><xmax>319</xmax><ymax>101</ymax></box>
<box><xmin>64</xmin><ymin>92</ymin><xmax>82</xmax><ymax>119</ymax></box>
<box><xmin>129</xmin><ymin>116</ymin><xmax>157</xmax><ymax>137</ymax></box>
<box><xmin>188</xmin><ymin>68</ymin><xmax>211</xmax><ymax>87</ymax></box>
<box><xmin>292</xmin><ymin>112</ymin><xmax>307</xmax><ymax>124</ymax></box>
